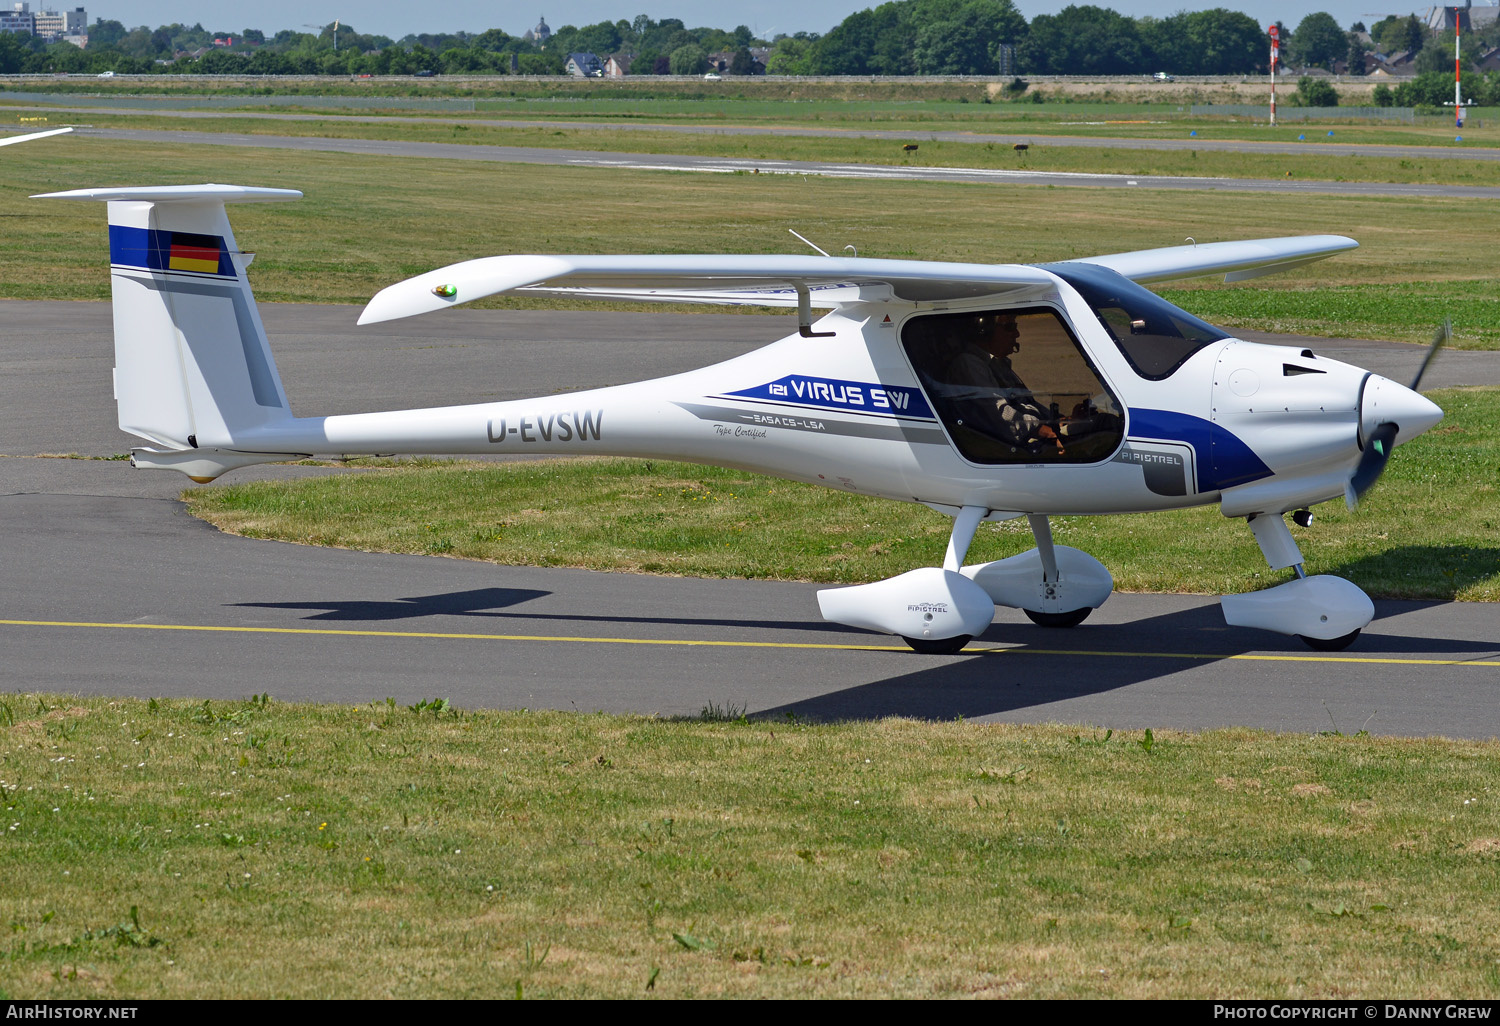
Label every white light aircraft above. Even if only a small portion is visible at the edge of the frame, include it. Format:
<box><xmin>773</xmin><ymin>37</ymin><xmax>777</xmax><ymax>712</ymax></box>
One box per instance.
<box><xmin>38</xmin><ymin>183</ymin><xmax>1445</xmax><ymax>653</ymax></box>
<box><xmin>1</xmin><ymin>126</ymin><xmax>73</xmax><ymax>148</ymax></box>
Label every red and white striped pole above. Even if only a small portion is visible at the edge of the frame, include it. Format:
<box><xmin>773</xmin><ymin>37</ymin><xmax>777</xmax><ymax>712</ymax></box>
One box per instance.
<box><xmin>1454</xmin><ymin>9</ymin><xmax>1465</xmax><ymax>128</ymax></box>
<box><xmin>1269</xmin><ymin>25</ymin><xmax>1279</xmax><ymax>126</ymax></box>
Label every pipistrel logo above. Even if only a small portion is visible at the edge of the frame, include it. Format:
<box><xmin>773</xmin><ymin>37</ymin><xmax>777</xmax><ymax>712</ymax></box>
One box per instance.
<box><xmin>907</xmin><ymin>602</ymin><xmax>950</xmax><ymax>614</ymax></box>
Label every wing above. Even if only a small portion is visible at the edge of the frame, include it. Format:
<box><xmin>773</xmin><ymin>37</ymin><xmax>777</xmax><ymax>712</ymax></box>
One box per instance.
<box><xmin>1072</xmin><ymin>235</ymin><xmax>1358</xmax><ymax>284</ymax></box>
<box><xmin>1</xmin><ymin>126</ymin><xmax>73</xmax><ymax>148</ymax></box>
<box><xmin>358</xmin><ymin>236</ymin><xmax>1358</xmax><ymax>324</ymax></box>
<box><xmin>357</xmin><ymin>254</ymin><xmax>1056</xmax><ymax>324</ymax></box>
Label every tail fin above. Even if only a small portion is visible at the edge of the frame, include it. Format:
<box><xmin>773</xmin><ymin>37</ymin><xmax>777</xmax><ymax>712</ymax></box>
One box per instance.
<box><xmin>36</xmin><ymin>184</ymin><xmax>302</xmax><ymax>477</ymax></box>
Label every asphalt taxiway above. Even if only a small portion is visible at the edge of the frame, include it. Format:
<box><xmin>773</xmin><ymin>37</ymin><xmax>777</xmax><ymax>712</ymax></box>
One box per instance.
<box><xmin>3</xmin><ymin>300</ymin><xmax>1498</xmax><ymax>737</ymax></box>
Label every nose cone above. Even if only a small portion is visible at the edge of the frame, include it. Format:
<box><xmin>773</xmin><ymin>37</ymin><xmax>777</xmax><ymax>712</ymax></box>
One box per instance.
<box><xmin>1361</xmin><ymin>374</ymin><xmax>1444</xmax><ymax>447</ymax></box>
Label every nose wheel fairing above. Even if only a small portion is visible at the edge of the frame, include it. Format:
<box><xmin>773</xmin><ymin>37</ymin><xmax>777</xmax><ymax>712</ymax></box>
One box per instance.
<box><xmin>1222</xmin><ymin>511</ymin><xmax>1375</xmax><ymax>650</ymax></box>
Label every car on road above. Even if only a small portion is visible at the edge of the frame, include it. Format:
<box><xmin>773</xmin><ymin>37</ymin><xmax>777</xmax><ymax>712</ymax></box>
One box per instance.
<box><xmin>1153</xmin><ymin>71</ymin><xmax>1174</xmax><ymax>82</ymax></box>
<box><xmin>703</xmin><ymin>72</ymin><xmax>722</xmax><ymax>80</ymax></box>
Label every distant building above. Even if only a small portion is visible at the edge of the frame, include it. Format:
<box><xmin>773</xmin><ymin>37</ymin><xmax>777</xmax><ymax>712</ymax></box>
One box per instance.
<box><xmin>0</xmin><ymin>3</ymin><xmax>33</xmax><ymax>34</ymax></box>
<box><xmin>31</xmin><ymin>5</ymin><xmax>84</xmax><ymax>41</ymax></box>
<box><xmin>1367</xmin><ymin>49</ymin><xmax>1418</xmax><ymax>77</ymax></box>
<box><xmin>603</xmin><ymin>53</ymin><xmax>632</xmax><ymax>77</ymax></box>
<box><xmin>704</xmin><ymin>48</ymin><xmax>769</xmax><ymax>75</ymax></box>
<box><xmin>565</xmin><ymin>52</ymin><xmax>602</xmax><ymax>76</ymax></box>
<box><xmin>996</xmin><ymin>43</ymin><xmax>1015</xmax><ymax>76</ymax></box>
<box><xmin>1424</xmin><ymin>2</ymin><xmax>1500</xmax><ymax>35</ymax></box>
<box><xmin>521</xmin><ymin>15</ymin><xmax>551</xmax><ymax>45</ymax></box>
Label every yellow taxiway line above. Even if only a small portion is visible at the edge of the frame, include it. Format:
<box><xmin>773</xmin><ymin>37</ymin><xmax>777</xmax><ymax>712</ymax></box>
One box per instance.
<box><xmin>3</xmin><ymin>618</ymin><xmax>1498</xmax><ymax>667</ymax></box>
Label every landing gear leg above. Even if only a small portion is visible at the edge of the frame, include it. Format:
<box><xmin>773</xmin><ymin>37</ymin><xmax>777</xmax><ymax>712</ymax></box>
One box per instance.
<box><xmin>1021</xmin><ymin>515</ymin><xmax>1092</xmax><ymax>628</ymax></box>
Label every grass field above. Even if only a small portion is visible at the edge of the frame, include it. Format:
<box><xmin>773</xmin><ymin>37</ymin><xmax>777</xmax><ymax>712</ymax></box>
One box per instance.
<box><xmin>184</xmin><ymin>387</ymin><xmax>1500</xmax><ymax>602</ymax></box>
<box><xmin>2</xmin><ymin>694</ymin><xmax>1498</xmax><ymax>999</ymax></box>
<box><xmin>10</xmin><ymin>109</ymin><xmax>1500</xmax><ymax>189</ymax></box>
<box><xmin>4</xmin><ymin>78</ymin><xmax>1495</xmax><ymax>147</ymax></box>
<box><xmin>2</xmin><ymin>138</ymin><xmax>1497</xmax><ymax>347</ymax></box>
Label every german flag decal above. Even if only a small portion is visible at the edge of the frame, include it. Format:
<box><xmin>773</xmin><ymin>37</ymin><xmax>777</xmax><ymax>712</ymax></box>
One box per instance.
<box><xmin>167</xmin><ymin>232</ymin><xmax>224</xmax><ymax>274</ymax></box>
<box><xmin>107</xmin><ymin>226</ymin><xmax>233</xmax><ymax>277</ymax></box>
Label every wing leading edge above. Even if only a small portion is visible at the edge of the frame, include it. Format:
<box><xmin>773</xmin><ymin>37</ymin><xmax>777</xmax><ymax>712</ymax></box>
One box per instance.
<box><xmin>357</xmin><ymin>254</ymin><xmax>1058</xmax><ymax>324</ymax></box>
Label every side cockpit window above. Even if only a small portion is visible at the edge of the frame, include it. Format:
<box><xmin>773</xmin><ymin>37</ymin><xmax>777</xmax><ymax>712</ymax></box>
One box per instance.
<box><xmin>1043</xmin><ymin>261</ymin><xmax>1230</xmax><ymax>380</ymax></box>
<box><xmin>901</xmin><ymin>307</ymin><xmax>1124</xmax><ymax>465</ymax></box>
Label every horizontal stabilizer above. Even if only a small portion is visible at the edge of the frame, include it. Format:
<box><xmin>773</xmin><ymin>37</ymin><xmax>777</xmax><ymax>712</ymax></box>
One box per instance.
<box><xmin>359</xmin><ymin>254</ymin><xmax>1057</xmax><ymax>323</ymax></box>
<box><xmin>34</xmin><ymin>184</ymin><xmax>303</xmax><ymax>204</ymax></box>
<box><xmin>1072</xmin><ymin>235</ymin><xmax>1358</xmax><ymax>284</ymax></box>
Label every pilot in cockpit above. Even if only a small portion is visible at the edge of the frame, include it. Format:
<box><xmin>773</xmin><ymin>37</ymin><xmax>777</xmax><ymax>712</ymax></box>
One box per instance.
<box><xmin>944</xmin><ymin>313</ymin><xmax>1063</xmax><ymax>453</ymax></box>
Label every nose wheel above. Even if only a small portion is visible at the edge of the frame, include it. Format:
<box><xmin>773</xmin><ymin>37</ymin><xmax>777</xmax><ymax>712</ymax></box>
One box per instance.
<box><xmin>902</xmin><ymin>634</ymin><xmax>974</xmax><ymax>654</ymax></box>
<box><xmin>1024</xmin><ymin>607</ymin><xmax>1093</xmax><ymax>629</ymax></box>
<box><xmin>1297</xmin><ymin>629</ymin><xmax>1361</xmax><ymax>651</ymax></box>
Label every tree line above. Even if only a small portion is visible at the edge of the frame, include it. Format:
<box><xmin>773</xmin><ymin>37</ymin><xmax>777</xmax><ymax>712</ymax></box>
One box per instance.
<box><xmin>0</xmin><ymin>3</ymin><xmax>1491</xmax><ymax>79</ymax></box>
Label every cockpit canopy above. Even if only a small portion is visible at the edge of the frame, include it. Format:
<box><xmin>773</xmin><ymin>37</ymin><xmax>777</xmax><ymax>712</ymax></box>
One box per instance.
<box><xmin>1044</xmin><ymin>261</ymin><xmax>1231</xmax><ymax>380</ymax></box>
<box><xmin>902</xmin><ymin>306</ymin><xmax>1124</xmax><ymax>466</ymax></box>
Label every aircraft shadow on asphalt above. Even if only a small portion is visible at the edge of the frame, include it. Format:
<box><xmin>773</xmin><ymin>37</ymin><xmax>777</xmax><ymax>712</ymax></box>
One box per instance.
<box><xmin>755</xmin><ymin>604</ymin><xmax>1500</xmax><ymax>722</ymax></box>
<box><xmin>232</xmin><ymin>587</ymin><xmax>856</xmax><ymax>633</ymax></box>
<box><xmin>233</xmin><ymin>587</ymin><xmax>550</xmax><ymax>621</ymax></box>
<box><xmin>229</xmin><ymin>585</ymin><xmax>1498</xmax><ymax>722</ymax></box>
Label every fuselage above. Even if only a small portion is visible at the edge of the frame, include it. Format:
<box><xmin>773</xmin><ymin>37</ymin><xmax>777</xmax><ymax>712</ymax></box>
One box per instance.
<box><xmin>243</xmin><ymin>265</ymin><xmax>1441</xmax><ymax>520</ymax></box>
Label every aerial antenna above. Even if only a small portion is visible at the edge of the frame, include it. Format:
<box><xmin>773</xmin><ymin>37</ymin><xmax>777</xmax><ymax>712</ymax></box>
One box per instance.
<box><xmin>789</xmin><ymin>229</ymin><xmax>829</xmax><ymax>257</ymax></box>
<box><xmin>843</xmin><ymin>244</ymin><xmax>858</xmax><ymax>257</ymax></box>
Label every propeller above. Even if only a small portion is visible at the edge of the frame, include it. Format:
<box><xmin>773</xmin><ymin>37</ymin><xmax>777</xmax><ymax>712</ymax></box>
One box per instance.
<box><xmin>1344</xmin><ymin>319</ymin><xmax>1449</xmax><ymax>511</ymax></box>
<box><xmin>1410</xmin><ymin>318</ymin><xmax>1451</xmax><ymax>391</ymax></box>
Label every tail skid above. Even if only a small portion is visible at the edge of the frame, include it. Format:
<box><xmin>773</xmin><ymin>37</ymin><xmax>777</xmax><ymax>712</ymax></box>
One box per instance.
<box><xmin>36</xmin><ymin>184</ymin><xmax>303</xmax><ymax>480</ymax></box>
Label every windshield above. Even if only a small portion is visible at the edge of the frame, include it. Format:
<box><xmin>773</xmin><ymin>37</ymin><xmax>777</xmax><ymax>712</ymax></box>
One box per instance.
<box><xmin>1043</xmin><ymin>261</ymin><xmax>1230</xmax><ymax>380</ymax></box>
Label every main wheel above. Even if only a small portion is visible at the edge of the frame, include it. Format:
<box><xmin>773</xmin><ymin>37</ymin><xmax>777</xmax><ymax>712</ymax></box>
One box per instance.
<box><xmin>1024</xmin><ymin>607</ymin><xmax>1092</xmax><ymax>629</ymax></box>
<box><xmin>902</xmin><ymin>634</ymin><xmax>972</xmax><ymax>655</ymax></box>
<box><xmin>1297</xmin><ymin>630</ymin><xmax>1361</xmax><ymax>652</ymax></box>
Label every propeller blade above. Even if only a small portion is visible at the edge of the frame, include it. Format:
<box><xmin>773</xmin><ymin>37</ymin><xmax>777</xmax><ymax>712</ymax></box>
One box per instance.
<box><xmin>1409</xmin><ymin>319</ymin><xmax>1450</xmax><ymax>391</ymax></box>
<box><xmin>1345</xmin><ymin>421</ymin><xmax>1399</xmax><ymax>510</ymax></box>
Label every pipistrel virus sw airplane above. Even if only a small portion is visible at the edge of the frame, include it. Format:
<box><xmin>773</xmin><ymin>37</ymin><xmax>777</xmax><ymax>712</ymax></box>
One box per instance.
<box><xmin>39</xmin><ymin>184</ymin><xmax>1445</xmax><ymax>653</ymax></box>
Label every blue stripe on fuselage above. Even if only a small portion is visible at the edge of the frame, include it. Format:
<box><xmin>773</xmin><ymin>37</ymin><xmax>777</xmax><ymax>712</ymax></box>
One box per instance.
<box><xmin>1128</xmin><ymin>408</ymin><xmax>1272</xmax><ymax>492</ymax></box>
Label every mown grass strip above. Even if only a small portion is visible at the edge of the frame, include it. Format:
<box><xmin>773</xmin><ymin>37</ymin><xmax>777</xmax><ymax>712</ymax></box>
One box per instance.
<box><xmin>2</xmin><ymin>694</ymin><xmax>1499</xmax><ymax>998</ymax></box>
<box><xmin>185</xmin><ymin>387</ymin><xmax>1500</xmax><ymax>602</ymax></box>
<box><xmin>12</xmin><ymin>109</ymin><xmax>1500</xmax><ymax>188</ymax></box>
<box><xmin>6</xmin><ymin>85</ymin><xmax>1500</xmax><ymax>147</ymax></box>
